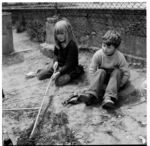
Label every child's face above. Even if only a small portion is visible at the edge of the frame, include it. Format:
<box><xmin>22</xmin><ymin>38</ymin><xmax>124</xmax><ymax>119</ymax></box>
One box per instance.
<box><xmin>56</xmin><ymin>32</ymin><xmax>66</xmax><ymax>43</ymax></box>
<box><xmin>102</xmin><ymin>43</ymin><xmax>115</xmax><ymax>56</ymax></box>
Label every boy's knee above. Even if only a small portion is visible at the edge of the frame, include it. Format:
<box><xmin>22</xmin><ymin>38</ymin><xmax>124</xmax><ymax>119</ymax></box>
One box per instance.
<box><xmin>96</xmin><ymin>69</ymin><xmax>106</xmax><ymax>76</ymax></box>
<box><xmin>112</xmin><ymin>69</ymin><xmax>122</xmax><ymax>76</ymax></box>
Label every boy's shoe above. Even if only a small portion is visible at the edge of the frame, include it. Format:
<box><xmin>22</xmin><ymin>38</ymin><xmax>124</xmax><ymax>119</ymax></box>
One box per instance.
<box><xmin>62</xmin><ymin>94</ymin><xmax>80</xmax><ymax>105</ymax></box>
<box><xmin>79</xmin><ymin>93</ymin><xmax>96</xmax><ymax>106</ymax></box>
<box><xmin>102</xmin><ymin>96</ymin><xmax>115</xmax><ymax>109</ymax></box>
<box><xmin>67</xmin><ymin>97</ymin><xmax>80</xmax><ymax>104</ymax></box>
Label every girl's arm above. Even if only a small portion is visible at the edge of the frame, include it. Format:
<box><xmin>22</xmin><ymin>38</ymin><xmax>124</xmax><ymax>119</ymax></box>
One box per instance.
<box><xmin>53</xmin><ymin>47</ymin><xmax>58</xmax><ymax>64</ymax></box>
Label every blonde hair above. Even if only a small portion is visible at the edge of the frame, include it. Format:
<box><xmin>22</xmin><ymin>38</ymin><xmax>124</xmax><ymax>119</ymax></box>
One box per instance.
<box><xmin>54</xmin><ymin>18</ymin><xmax>78</xmax><ymax>49</ymax></box>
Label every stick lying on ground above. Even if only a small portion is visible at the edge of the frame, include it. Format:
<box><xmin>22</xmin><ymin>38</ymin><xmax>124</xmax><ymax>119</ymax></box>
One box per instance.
<box><xmin>10</xmin><ymin>49</ymin><xmax>33</xmax><ymax>55</ymax></box>
<box><xmin>29</xmin><ymin>62</ymin><xmax>58</xmax><ymax>139</ymax></box>
<box><xmin>3</xmin><ymin>96</ymin><xmax>42</xmax><ymax>105</ymax></box>
<box><xmin>3</xmin><ymin>107</ymin><xmax>40</xmax><ymax>111</ymax></box>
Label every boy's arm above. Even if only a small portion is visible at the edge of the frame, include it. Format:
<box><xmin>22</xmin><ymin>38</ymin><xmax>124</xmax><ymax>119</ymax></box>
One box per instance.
<box><xmin>89</xmin><ymin>52</ymin><xmax>100</xmax><ymax>76</ymax></box>
<box><xmin>119</xmin><ymin>55</ymin><xmax>130</xmax><ymax>87</ymax></box>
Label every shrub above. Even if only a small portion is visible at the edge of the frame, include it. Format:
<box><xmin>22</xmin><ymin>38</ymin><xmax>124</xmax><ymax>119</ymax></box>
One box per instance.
<box><xmin>26</xmin><ymin>20</ymin><xmax>46</xmax><ymax>43</ymax></box>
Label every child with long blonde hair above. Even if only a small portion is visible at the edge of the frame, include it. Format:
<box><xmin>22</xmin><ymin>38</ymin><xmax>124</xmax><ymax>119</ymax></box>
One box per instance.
<box><xmin>37</xmin><ymin>18</ymin><xmax>84</xmax><ymax>86</ymax></box>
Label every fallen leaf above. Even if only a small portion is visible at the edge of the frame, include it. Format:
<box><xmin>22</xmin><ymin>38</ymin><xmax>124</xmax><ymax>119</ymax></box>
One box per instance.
<box><xmin>141</xmin><ymin>122</ymin><xmax>147</xmax><ymax>126</ymax></box>
<box><xmin>140</xmin><ymin>97</ymin><xmax>146</xmax><ymax>102</ymax></box>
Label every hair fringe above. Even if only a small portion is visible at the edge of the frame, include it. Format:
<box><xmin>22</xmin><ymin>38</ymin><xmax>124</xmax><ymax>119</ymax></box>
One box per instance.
<box><xmin>54</xmin><ymin>18</ymin><xmax>79</xmax><ymax>49</ymax></box>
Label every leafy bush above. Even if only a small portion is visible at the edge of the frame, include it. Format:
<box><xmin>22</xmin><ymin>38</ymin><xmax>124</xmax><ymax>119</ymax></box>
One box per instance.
<box><xmin>26</xmin><ymin>20</ymin><xmax>46</xmax><ymax>43</ymax></box>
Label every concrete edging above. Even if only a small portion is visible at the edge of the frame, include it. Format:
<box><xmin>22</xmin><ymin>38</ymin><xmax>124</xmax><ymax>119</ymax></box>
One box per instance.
<box><xmin>40</xmin><ymin>43</ymin><xmax>146</xmax><ymax>68</ymax></box>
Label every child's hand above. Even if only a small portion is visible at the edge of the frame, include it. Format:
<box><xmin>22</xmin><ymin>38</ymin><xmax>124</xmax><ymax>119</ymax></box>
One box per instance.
<box><xmin>52</xmin><ymin>72</ymin><xmax>60</xmax><ymax>80</ymax></box>
<box><xmin>53</xmin><ymin>62</ymin><xmax>58</xmax><ymax>71</ymax></box>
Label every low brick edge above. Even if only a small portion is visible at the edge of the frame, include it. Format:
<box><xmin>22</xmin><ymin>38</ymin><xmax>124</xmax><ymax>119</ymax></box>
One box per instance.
<box><xmin>40</xmin><ymin>43</ymin><xmax>146</xmax><ymax>68</ymax></box>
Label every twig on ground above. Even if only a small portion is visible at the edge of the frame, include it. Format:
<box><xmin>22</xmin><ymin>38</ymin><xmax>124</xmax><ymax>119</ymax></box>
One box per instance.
<box><xmin>2</xmin><ymin>107</ymin><xmax>40</xmax><ymax>111</ymax></box>
<box><xmin>3</xmin><ymin>96</ymin><xmax>42</xmax><ymax>105</ymax></box>
<box><xmin>10</xmin><ymin>49</ymin><xmax>33</xmax><ymax>55</ymax></box>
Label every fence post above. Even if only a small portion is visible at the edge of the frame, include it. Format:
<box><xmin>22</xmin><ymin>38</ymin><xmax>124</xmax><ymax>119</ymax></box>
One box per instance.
<box><xmin>54</xmin><ymin>3</ymin><xmax>58</xmax><ymax>16</ymax></box>
<box><xmin>2</xmin><ymin>12</ymin><xmax>14</xmax><ymax>55</ymax></box>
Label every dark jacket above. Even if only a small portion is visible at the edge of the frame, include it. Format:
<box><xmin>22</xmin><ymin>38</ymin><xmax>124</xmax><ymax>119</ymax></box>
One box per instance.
<box><xmin>53</xmin><ymin>40</ymin><xmax>78</xmax><ymax>75</ymax></box>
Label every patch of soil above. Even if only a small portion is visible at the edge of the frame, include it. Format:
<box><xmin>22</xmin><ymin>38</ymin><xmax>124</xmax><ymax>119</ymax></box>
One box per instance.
<box><xmin>2</xmin><ymin>30</ymin><xmax>147</xmax><ymax>145</ymax></box>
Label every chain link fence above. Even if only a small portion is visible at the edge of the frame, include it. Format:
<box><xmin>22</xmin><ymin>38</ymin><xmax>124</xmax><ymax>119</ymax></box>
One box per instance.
<box><xmin>55</xmin><ymin>2</ymin><xmax>146</xmax><ymax>38</ymax></box>
<box><xmin>2</xmin><ymin>2</ymin><xmax>146</xmax><ymax>9</ymax></box>
<box><xmin>2</xmin><ymin>2</ymin><xmax>147</xmax><ymax>59</ymax></box>
<box><xmin>2</xmin><ymin>2</ymin><xmax>146</xmax><ymax>37</ymax></box>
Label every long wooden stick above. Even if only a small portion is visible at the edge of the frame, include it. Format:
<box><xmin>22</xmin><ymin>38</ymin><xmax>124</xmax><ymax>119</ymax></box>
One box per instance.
<box><xmin>2</xmin><ymin>107</ymin><xmax>40</xmax><ymax>111</ymax></box>
<box><xmin>29</xmin><ymin>77</ymin><xmax>53</xmax><ymax>138</ymax></box>
<box><xmin>10</xmin><ymin>49</ymin><xmax>33</xmax><ymax>55</ymax></box>
<box><xmin>3</xmin><ymin>96</ymin><xmax>42</xmax><ymax>105</ymax></box>
<box><xmin>29</xmin><ymin>64</ymin><xmax>57</xmax><ymax>139</ymax></box>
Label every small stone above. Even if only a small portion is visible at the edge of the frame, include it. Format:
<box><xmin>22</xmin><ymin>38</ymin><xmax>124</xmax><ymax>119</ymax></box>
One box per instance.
<box><xmin>137</xmin><ymin>63</ymin><xmax>141</xmax><ymax>66</ymax></box>
<box><xmin>126</xmin><ymin>135</ymin><xmax>132</xmax><ymax>140</ymax></box>
<box><xmin>141</xmin><ymin>122</ymin><xmax>147</xmax><ymax>126</ymax></box>
<box><xmin>139</xmin><ymin>121</ymin><xmax>147</xmax><ymax>127</ymax></box>
<box><xmin>140</xmin><ymin>96</ymin><xmax>146</xmax><ymax>102</ymax></box>
<box><xmin>133</xmin><ymin>63</ymin><xmax>136</xmax><ymax>66</ymax></box>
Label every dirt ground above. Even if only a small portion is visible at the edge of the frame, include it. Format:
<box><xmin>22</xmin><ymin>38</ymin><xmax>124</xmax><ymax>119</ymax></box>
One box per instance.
<box><xmin>2</xmin><ymin>30</ymin><xmax>147</xmax><ymax>145</ymax></box>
